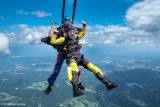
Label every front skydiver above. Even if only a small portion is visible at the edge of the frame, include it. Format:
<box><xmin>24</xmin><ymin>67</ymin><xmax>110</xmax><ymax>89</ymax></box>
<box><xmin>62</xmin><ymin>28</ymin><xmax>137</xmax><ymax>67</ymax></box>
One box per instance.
<box><xmin>50</xmin><ymin>24</ymin><xmax>118</xmax><ymax>97</ymax></box>
<box><xmin>41</xmin><ymin>16</ymin><xmax>85</xmax><ymax>95</ymax></box>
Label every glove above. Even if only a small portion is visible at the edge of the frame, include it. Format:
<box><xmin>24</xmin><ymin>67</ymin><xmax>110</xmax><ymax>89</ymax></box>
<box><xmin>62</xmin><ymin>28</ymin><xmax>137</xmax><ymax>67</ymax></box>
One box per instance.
<box><xmin>82</xmin><ymin>21</ymin><xmax>86</xmax><ymax>27</ymax></box>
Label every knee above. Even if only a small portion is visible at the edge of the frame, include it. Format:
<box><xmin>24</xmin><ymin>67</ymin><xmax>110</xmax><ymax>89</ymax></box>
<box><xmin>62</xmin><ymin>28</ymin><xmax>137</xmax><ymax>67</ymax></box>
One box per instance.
<box><xmin>69</xmin><ymin>61</ymin><xmax>79</xmax><ymax>72</ymax></box>
<box><xmin>67</xmin><ymin>62</ymin><xmax>79</xmax><ymax>81</ymax></box>
<box><xmin>53</xmin><ymin>67</ymin><xmax>60</xmax><ymax>75</ymax></box>
<box><xmin>87</xmin><ymin>63</ymin><xmax>103</xmax><ymax>75</ymax></box>
<box><xmin>86</xmin><ymin>63</ymin><xmax>96</xmax><ymax>71</ymax></box>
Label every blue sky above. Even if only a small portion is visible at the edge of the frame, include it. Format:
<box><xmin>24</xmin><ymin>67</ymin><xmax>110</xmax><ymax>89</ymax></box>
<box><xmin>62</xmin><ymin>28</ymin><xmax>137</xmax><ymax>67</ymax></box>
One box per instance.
<box><xmin>0</xmin><ymin>0</ymin><xmax>160</xmax><ymax>56</ymax></box>
<box><xmin>0</xmin><ymin>0</ymin><xmax>137</xmax><ymax>26</ymax></box>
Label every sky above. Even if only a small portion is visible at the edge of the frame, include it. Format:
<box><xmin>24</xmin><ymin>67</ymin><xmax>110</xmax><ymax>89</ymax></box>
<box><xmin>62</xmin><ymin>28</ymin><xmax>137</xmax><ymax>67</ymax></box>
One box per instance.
<box><xmin>0</xmin><ymin>0</ymin><xmax>135</xmax><ymax>26</ymax></box>
<box><xmin>0</xmin><ymin>0</ymin><xmax>160</xmax><ymax>55</ymax></box>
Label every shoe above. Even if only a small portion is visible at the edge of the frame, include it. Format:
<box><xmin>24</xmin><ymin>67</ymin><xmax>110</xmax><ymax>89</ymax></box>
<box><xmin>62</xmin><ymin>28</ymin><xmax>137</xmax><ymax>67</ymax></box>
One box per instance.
<box><xmin>44</xmin><ymin>86</ymin><xmax>52</xmax><ymax>95</ymax></box>
<box><xmin>71</xmin><ymin>71</ymin><xmax>84</xmax><ymax>97</ymax></box>
<box><xmin>78</xmin><ymin>82</ymin><xmax>85</xmax><ymax>90</ymax></box>
<box><xmin>71</xmin><ymin>81</ymin><xmax>84</xmax><ymax>97</ymax></box>
<box><xmin>106</xmin><ymin>82</ymin><xmax>119</xmax><ymax>90</ymax></box>
<box><xmin>73</xmin><ymin>89</ymin><xmax>84</xmax><ymax>97</ymax></box>
<box><xmin>95</xmin><ymin>73</ymin><xmax>118</xmax><ymax>91</ymax></box>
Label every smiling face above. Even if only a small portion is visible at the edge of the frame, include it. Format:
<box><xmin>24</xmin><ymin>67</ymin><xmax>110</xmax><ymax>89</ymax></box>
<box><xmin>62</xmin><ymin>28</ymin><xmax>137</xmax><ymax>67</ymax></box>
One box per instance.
<box><xmin>68</xmin><ymin>30</ymin><xmax>77</xmax><ymax>39</ymax></box>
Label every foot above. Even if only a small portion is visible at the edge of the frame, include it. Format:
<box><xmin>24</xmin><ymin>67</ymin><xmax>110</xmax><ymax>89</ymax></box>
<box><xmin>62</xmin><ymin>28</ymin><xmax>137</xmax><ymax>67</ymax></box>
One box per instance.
<box><xmin>73</xmin><ymin>90</ymin><xmax>84</xmax><ymax>97</ymax></box>
<box><xmin>107</xmin><ymin>82</ymin><xmax>119</xmax><ymax>90</ymax></box>
<box><xmin>78</xmin><ymin>82</ymin><xmax>85</xmax><ymax>90</ymax></box>
<box><xmin>44</xmin><ymin>86</ymin><xmax>52</xmax><ymax>95</ymax></box>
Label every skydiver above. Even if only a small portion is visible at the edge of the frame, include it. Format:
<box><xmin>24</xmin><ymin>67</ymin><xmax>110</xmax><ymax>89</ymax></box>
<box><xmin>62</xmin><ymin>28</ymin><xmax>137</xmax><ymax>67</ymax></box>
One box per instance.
<box><xmin>49</xmin><ymin>24</ymin><xmax>118</xmax><ymax>97</ymax></box>
<box><xmin>42</xmin><ymin>16</ymin><xmax>85</xmax><ymax>95</ymax></box>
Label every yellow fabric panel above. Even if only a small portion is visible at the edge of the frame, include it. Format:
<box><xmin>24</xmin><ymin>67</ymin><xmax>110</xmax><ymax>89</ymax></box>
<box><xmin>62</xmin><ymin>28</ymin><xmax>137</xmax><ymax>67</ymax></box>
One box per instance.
<box><xmin>50</xmin><ymin>35</ymin><xmax>65</xmax><ymax>45</ymax></box>
<box><xmin>87</xmin><ymin>63</ymin><xmax>104</xmax><ymax>75</ymax></box>
<box><xmin>50</xmin><ymin>34</ymin><xmax>57</xmax><ymax>43</ymax></box>
<box><xmin>77</xmin><ymin>26</ymin><xmax>86</xmax><ymax>40</ymax></box>
<box><xmin>67</xmin><ymin>66</ymin><xmax>73</xmax><ymax>81</ymax></box>
<box><xmin>67</xmin><ymin>61</ymin><xmax>79</xmax><ymax>81</ymax></box>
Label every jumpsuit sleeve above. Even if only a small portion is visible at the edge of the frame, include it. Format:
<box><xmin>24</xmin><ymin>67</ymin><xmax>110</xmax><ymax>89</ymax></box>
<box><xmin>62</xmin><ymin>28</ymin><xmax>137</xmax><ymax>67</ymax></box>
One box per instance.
<box><xmin>77</xmin><ymin>26</ymin><xmax>86</xmax><ymax>40</ymax></box>
<box><xmin>50</xmin><ymin>34</ymin><xmax>65</xmax><ymax>45</ymax></box>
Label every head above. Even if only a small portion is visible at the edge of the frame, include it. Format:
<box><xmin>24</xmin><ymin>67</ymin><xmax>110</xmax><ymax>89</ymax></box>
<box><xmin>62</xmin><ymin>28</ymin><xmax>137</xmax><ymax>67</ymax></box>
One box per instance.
<box><xmin>62</xmin><ymin>16</ymin><xmax>70</xmax><ymax>27</ymax></box>
<box><xmin>67</xmin><ymin>25</ymin><xmax>77</xmax><ymax>39</ymax></box>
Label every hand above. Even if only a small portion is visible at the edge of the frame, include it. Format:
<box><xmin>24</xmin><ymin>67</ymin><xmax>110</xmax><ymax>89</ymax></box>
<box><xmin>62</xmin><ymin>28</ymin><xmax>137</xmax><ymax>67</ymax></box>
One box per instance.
<box><xmin>51</xmin><ymin>22</ymin><xmax>56</xmax><ymax>26</ymax></box>
<box><xmin>82</xmin><ymin>20</ymin><xmax>86</xmax><ymax>26</ymax></box>
<box><xmin>51</xmin><ymin>22</ymin><xmax>57</xmax><ymax>29</ymax></box>
<box><xmin>48</xmin><ymin>26</ymin><xmax>58</xmax><ymax>37</ymax></box>
<box><xmin>51</xmin><ymin>22</ymin><xmax>57</xmax><ymax>32</ymax></box>
<box><xmin>53</xmin><ymin>27</ymin><xmax>58</xmax><ymax>34</ymax></box>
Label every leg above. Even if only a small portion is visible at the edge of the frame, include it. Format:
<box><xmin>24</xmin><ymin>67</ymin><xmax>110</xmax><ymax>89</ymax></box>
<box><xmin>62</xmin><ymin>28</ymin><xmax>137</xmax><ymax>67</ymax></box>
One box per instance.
<box><xmin>67</xmin><ymin>59</ymin><xmax>84</xmax><ymax>97</ymax></box>
<box><xmin>48</xmin><ymin>53</ymin><xmax>64</xmax><ymax>86</ymax></box>
<box><xmin>77</xmin><ymin>69</ymin><xmax>85</xmax><ymax>90</ymax></box>
<box><xmin>82</xmin><ymin>58</ymin><xmax>118</xmax><ymax>90</ymax></box>
<box><xmin>44</xmin><ymin>53</ymin><xmax>64</xmax><ymax>95</ymax></box>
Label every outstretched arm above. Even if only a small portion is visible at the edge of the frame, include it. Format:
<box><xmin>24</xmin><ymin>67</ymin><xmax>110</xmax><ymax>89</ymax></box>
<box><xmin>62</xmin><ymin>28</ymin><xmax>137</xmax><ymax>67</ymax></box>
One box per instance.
<box><xmin>77</xmin><ymin>21</ymin><xmax>86</xmax><ymax>40</ymax></box>
<box><xmin>50</xmin><ymin>36</ymin><xmax>65</xmax><ymax>45</ymax></box>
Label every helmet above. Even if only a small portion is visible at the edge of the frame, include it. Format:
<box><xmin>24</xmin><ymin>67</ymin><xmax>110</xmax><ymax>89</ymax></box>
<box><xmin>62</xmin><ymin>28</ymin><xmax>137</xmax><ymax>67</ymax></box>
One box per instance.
<box><xmin>62</xmin><ymin>16</ymin><xmax>70</xmax><ymax>28</ymax></box>
<box><xmin>68</xmin><ymin>24</ymin><xmax>76</xmax><ymax>31</ymax></box>
<box><xmin>63</xmin><ymin>16</ymin><xmax>70</xmax><ymax>22</ymax></box>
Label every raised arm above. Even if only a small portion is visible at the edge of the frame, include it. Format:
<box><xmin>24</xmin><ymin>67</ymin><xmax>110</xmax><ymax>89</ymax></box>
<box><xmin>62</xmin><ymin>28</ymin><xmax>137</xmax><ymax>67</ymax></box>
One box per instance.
<box><xmin>48</xmin><ymin>22</ymin><xmax>56</xmax><ymax>37</ymax></box>
<box><xmin>48</xmin><ymin>22</ymin><xmax>65</xmax><ymax>45</ymax></box>
<box><xmin>77</xmin><ymin>21</ymin><xmax>86</xmax><ymax>40</ymax></box>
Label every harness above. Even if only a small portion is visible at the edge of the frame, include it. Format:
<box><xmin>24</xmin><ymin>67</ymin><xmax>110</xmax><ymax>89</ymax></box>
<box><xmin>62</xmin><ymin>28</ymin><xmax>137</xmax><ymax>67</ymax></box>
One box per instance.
<box><xmin>62</xmin><ymin>36</ymin><xmax>81</xmax><ymax>60</ymax></box>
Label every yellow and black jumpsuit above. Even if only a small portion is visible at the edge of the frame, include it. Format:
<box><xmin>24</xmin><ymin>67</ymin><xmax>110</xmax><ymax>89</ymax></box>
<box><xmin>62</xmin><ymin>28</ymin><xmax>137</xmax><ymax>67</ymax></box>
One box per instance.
<box><xmin>50</xmin><ymin>26</ymin><xmax>102</xmax><ymax>79</ymax></box>
<box><xmin>50</xmin><ymin>26</ymin><xmax>118</xmax><ymax>96</ymax></box>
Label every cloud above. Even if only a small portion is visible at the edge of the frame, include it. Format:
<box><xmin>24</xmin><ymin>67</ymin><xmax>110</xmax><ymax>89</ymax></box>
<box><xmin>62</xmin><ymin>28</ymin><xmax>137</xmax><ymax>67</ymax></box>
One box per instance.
<box><xmin>126</xmin><ymin>0</ymin><xmax>160</xmax><ymax>35</ymax></box>
<box><xmin>82</xmin><ymin>24</ymin><xmax>153</xmax><ymax>45</ymax></box>
<box><xmin>8</xmin><ymin>0</ymin><xmax>160</xmax><ymax>46</ymax></box>
<box><xmin>0</xmin><ymin>33</ymin><xmax>11</xmax><ymax>55</ymax></box>
<box><xmin>11</xmin><ymin>24</ymin><xmax>28</xmax><ymax>29</ymax></box>
<box><xmin>4</xmin><ymin>0</ymin><xmax>157</xmax><ymax>46</ymax></box>
<box><xmin>16</xmin><ymin>10</ymin><xmax>52</xmax><ymax>18</ymax></box>
<box><xmin>11</xmin><ymin>24</ymin><xmax>50</xmax><ymax>44</ymax></box>
<box><xmin>4</xmin><ymin>23</ymin><xmax>157</xmax><ymax>47</ymax></box>
<box><xmin>80</xmin><ymin>0</ymin><xmax>160</xmax><ymax>45</ymax></box>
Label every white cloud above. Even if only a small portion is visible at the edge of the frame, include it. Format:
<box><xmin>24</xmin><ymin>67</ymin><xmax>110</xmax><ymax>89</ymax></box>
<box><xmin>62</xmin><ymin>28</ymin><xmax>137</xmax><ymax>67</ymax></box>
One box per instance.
<box><xmin>88</xmin><ymin>44</ymin><xmax>94</xmax><ymax>46</ymax></box>
<box><xmin>8</xmin><ymin>0</ymin><xmax>160</xmax><ymax>46</ymax></box>
<box><xmin>11</xmin><ymin>25</ymin><xmax>50</xmax><ymax>44</ymax></box>
<box><xmin>104</xmin><ymin>25</ymin><xmax>131</xmax><ymax>34</ymax></box>
<box><xmin>83</xmin><ymin>24</ymin><xmax>153</xmax><ymax>45</ymax></box>
<box><xmin>81</xmin><ymin>0</ymin><xmax>160</xmax><ymax>45</ymax></box>
<box><xmin>0</xmin><ymin>33</ymin><xmax>11</xmax><ymax>55</ymax></box>
<box><xmin>126</xmin><ymin>0</ymin><xmax>160</xmax><ymax>35</ymax></box>
<box><xmin>6</xmin><ymin>0</ymin><xmax>157</xmax><ymax>46</ymax></box>
<box><xmin>104</xmin><ymin>36</ymin><xmax>115</xmax><ymax>45</ymax></box>
<box><xmin>8</xmin><ymin>22</ymin><xmax>156</xmax><ymax>46</ymax></box>
<box><xmin>11</xmin><ymin>24</ymin><xmax>28</xmax><ymax>29</ymax></box>
<box><xmin>17</xmin><ymin>10</ymin><xmax>52</xmax><ymax>18</ymax></box>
